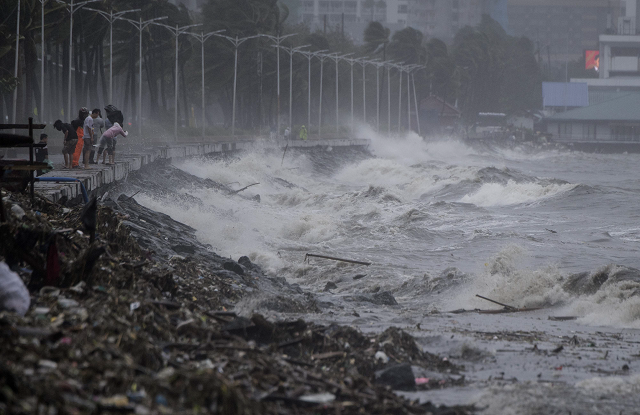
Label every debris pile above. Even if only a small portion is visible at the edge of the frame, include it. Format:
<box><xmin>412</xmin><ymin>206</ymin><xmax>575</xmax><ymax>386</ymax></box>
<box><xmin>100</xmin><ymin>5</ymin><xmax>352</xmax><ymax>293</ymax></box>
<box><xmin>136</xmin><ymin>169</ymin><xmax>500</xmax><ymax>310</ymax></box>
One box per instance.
<box><xmin>0</xmin><ymin>190</ymin><xmax>471</xmax><ymax>414</ymax></box>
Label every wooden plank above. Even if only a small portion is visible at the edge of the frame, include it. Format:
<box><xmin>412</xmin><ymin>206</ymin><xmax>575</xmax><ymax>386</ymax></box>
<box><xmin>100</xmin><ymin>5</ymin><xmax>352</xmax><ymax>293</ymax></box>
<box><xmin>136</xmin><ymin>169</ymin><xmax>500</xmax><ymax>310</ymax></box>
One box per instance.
<box><xmin>0</xmin><ymin>123</ymin><xmax>46</xmax><ymax>130</ymax></box>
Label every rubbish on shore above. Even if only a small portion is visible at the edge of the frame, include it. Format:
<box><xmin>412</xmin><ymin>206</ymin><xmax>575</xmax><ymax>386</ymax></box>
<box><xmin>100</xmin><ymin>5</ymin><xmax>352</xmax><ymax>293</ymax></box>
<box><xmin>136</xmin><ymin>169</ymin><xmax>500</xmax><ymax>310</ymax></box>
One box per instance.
<box><xmin>281</xmin><ymin>141</ymin><xmax>289</xmax><ymax>166</ymax></box>
<box><xmin>474</xmin><ymin>294</ymin><xmax>543</xmax><ymax>313</ymax></box>
<box><xmin>375</xmin><ymin>351</ymin><xmax>390</xmax><ymax>363</ymax></box>
<box><xmin>0</xmin><ymin>261</ymin><xmax>30</xmax><ymax>316</ymax></box>
<box><xmin>0</xmin><ymin>189</ymin><xmax>472</xmax><ymax>415</ymax></box>
<box><xmin>415</xmin><ymin>377</ymin><xmax>429</xmax><ymax>385</ymax></box>
<box><xmin>298</xmin><ymin>393</ymin><xmax>335</xmax><ymax>404</ymax></box>
<box><xmin>230</xmin><ymin>183</ymin><xmax>260</xmax><ymax>194</ymax></box>
<box><xmin>304</xmin><ymin>253</ymin><xmax>371</xmax><ymax>266</ymax></box>
<box><xmin>375</xmin><ymin>363</ymin><xmax>416</xmax><ymax>391</ymax></box>
<box><xmin>475</xmin><ymin>294</ymin><xmax>517</xmax><ymax>311</ymax></box>
<box><xmin>80</xmin><ymin>196</ymin><xmax>98</xmax><ymax>243</ymax></box>
<box><xmin>548</xmin><ymin>316</ymin><xmax>578</xmax><ymax>321</ymax></box>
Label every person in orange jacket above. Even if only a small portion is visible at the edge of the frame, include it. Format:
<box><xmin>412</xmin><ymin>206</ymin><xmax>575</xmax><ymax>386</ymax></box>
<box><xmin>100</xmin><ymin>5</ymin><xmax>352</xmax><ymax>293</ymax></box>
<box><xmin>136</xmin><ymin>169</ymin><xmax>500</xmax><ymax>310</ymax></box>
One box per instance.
<box><xmin>70</xmin><ymin>107</ymin><xmax>89</xmax><ymax>168</ymax></box>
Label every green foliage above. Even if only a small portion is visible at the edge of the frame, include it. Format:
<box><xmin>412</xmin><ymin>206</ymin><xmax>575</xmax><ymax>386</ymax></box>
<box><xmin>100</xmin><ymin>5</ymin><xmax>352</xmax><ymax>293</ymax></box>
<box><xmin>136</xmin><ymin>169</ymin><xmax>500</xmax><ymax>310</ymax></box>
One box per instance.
<box><xmin>452</xmin><ymin>14</ymin><xmax>542</xmax><ymax>120</ymax></box>
<box><xmin>388</xmin><ymin>27</ymin><xmax>424</xmax><ymax>65</ymax></box>
<box><xmin>363</xmin><ymin>21</ymin><xmax>389</xmax><ymax>54</ymax></box>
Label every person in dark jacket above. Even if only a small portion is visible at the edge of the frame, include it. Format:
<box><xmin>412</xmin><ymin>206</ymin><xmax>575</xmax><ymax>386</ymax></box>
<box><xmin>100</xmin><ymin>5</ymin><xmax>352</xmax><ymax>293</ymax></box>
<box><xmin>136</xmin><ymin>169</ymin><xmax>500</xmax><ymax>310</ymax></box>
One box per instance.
<box><xmin>54</xmin><ymin>119</ymin><xmax>78</xmax><ymax>169</ymax></box>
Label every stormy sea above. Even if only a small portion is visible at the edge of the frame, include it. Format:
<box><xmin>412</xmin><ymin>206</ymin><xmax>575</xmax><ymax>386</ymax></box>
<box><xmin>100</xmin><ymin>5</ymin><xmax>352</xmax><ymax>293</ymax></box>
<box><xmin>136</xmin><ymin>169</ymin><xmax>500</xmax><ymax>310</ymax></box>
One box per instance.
<box><xmin>116</xmin><ymin>129</ymin><xmax>640</xmax><ymax>414</ymax></box>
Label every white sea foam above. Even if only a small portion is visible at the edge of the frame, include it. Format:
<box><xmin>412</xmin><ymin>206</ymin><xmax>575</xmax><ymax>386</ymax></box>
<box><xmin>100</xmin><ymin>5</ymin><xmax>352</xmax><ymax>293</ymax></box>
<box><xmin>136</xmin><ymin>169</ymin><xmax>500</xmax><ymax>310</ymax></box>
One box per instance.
<box><xmin>445</xmin><ymin>246</ymin><xmax>640</xmax><ymax>328</ymax></box>
<box><xmin>459</xmin><ymin>180</ymin><xmax>577</xmax><ymax>207</ymax></box>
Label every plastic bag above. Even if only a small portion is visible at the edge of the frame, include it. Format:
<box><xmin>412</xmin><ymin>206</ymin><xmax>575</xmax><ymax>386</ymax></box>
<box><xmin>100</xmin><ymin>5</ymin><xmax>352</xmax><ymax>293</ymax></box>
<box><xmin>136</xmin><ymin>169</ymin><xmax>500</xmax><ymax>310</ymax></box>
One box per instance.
<box><xmin>0</xmin><ymin>261</ymin><xmax>31</xmax><ymax>316</ymax></box>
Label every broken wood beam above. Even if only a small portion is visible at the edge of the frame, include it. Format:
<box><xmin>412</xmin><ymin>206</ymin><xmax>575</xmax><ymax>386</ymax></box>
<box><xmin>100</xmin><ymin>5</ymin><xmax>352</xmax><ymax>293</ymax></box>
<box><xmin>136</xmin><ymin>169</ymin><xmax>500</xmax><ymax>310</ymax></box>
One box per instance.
<box><xmin>304</xmin><ymin>253</ymin><xmax>371</xmax><ymax>266</ymax></box>
<box><xmin>475</xmin><ymin>294</ymin><xmax>517</xmax><ymax>311</ymax></box>
<box><xmin>230</xmin><ymin>183</ymin><xmax>259</xmax><ymax>194</ymax></box>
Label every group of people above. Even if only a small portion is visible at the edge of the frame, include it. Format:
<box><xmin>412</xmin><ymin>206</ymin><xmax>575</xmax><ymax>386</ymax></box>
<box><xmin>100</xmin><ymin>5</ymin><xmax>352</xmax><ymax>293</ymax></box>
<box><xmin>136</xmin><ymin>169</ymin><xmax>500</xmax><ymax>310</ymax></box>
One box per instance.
<box><xmin>282</xmin><ymin>125</ymin><xmax>308</xmax><ymax>140</ymax></box>
<box><xmin>53</xmin><ymin>106</ymin><xmax>128</xmax><ymax>170</ymax></box>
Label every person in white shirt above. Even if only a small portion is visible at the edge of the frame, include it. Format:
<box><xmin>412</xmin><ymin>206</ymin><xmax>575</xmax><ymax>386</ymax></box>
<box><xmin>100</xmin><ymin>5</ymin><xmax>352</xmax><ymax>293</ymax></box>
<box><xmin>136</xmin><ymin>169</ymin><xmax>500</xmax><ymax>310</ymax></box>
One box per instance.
<box><xmin>82</xmin><ymin>109</ymin><xmax>99</xmax><ymax>169</ymax></box>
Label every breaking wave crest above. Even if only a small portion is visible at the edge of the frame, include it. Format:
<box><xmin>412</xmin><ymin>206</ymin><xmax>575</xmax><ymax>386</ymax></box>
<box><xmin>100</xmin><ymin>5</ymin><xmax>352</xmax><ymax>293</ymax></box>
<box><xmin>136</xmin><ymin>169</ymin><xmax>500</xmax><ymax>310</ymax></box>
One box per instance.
<box><xmin>447</xmin><ymin>246</ymin><xmax>640</xmax><ymax>328</ymax></box>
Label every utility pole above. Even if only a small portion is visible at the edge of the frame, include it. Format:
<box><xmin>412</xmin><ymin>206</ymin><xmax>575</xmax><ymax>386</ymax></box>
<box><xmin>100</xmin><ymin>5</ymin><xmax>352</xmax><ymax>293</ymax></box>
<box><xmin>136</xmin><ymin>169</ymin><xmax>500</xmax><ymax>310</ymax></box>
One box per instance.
<box><xmin>327</xmin><ymin>52</ymin><xmax>353</xmax><ymax>135</ymax></box>
<box><xmin>297</xmin><ymin>49</ymin><xmax>328</xmax><ymax>134</ymax></box>
<box><xmin>280</xmin><ymin>44</ymin><xmax>310</xmax><ymax>133</ymax></box>
<box><xmin>206</xmin><ymin>34</ymin><xmax>260</xmax><ymax>136</ymax></box>
<box><xmin>261</xmin><ymin>33</ymin><xmax>297</xmax><ymax>137</ymax></box>
<box><xmin>56</xmin><ymin>0</ymin><xmax>101</xmax><ymax>123</ymax></box>
<box><xmin>188</xmin><ymin>30</ymin><xmax>225</xmax><ymax>138</ymax></box>
<box><xmin>155</xmin><ymin>22</ymin><xmax>202</xmax><ymax>140</ymax></box>
<box><xmin>85</xmin><ymin>7</ymin><xmax>140</xmax><ymax>105</ymax></box>
<box><xmin>317</xmin><ymin>53</ymin><xmax>328</xmax><ymax>136</ymax></box>
<box><xmin>12</xmin><ymin>0</ymin><xmax>21</xmax><ymax>126</ymax></box>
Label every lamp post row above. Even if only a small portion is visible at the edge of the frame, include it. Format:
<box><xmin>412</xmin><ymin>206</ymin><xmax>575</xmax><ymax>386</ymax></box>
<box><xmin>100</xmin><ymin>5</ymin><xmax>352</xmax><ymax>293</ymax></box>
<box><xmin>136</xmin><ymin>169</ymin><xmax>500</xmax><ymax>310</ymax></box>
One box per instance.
<box><xmin>25</xmin><ymin>2</ymin><xmax>426</xmax><ymax>138</ymax></box>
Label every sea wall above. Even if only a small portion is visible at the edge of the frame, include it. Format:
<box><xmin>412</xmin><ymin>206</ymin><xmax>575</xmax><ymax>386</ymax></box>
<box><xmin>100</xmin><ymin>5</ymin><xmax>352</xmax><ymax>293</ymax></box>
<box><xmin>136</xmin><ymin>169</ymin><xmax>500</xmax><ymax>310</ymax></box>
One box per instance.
<box><xmin>34</xmin><ymin>137</ymin><xmax>370</xmax><ymax>204</ymax></box>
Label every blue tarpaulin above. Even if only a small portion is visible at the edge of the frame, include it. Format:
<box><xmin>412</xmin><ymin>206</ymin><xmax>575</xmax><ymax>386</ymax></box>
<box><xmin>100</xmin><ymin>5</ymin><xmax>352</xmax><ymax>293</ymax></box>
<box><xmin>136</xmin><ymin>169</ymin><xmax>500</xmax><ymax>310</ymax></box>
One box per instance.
<box><xmin>542</xmin><ymin>82</ymin><xmax>589</xmax><ymax>108</ymax></box>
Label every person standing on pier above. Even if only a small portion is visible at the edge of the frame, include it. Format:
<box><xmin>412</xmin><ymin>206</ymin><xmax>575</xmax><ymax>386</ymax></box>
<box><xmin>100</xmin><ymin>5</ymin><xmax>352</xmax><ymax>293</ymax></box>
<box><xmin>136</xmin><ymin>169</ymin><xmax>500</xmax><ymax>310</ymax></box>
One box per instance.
<box><xmin>71</xmin><ymin>108</ymin><xmax>89</xmax><ymax>168</ymax></box>
<box><xmin>89</xmin><ymin>109</ymin><xmax>105</xmax><ymax>164</ymax></box>
<box><xmin>53</xmin><ymin>120</ymin><xmax>78</xmax><ymax>169</ymax></box>
<box><xmin>96</xmin><ymin>122</ymin><xmax>128</xmax><ymax>165</ymax></box>
<box><xmin>299</xmin><ymin>125</ymin><xmax>308</xmax><ymax>141</ymax></box>
<box><xmin>82</xmin><ymin>109</ymin><xmax>99</xmax><ymax>169</ymax></box>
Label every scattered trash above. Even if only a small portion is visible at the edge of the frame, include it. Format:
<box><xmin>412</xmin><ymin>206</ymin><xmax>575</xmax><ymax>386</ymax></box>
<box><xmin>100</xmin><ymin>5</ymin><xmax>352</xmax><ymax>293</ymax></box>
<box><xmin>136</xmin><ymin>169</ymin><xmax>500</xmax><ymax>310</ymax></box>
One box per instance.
<box><xmin>375</xmin><ymin>351</ymin><xmax>390</xmax><ymax>364</ymax></box>
<box><xmin>548</xmin><ymin>316</ymin><xmax>578</xmax><ymax>321</ymax></box>
<box><xmin>298</xmin><ymin>393</ymin><xmax>335</xmax><ymax>404</ymax></box>
<box><xmin>375</xmin><ymin>363</ymin><xmax>416</xmax><ymax>391</ymax></box>
<box><xmin>415</xmin><ymin>377</ymin><xmax>429</xmax><ymax>385</ymax></box>
<box><xmin>0</xmin><ymin>261</ymin><xmax>30</xmax><ymax>316</ymax></box>
<box><xmin>10</xmin><ymin>204</ymin><xmax>25</xmax><ymax>219</ymax></box>
<box><xmin>0</xmin><ymin>187</ymin><xmax>469</xmax><ymax>415</ymax></box>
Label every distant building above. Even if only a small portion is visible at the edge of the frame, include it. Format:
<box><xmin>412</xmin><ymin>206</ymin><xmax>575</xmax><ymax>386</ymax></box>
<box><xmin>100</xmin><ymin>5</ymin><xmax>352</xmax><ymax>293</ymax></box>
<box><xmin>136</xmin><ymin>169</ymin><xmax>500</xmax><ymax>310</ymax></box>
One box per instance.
<box><xmin>546</xmin><ymin>92</ymin><xmax>640</xmax><ymax>144</ymax></box>
<box><xmin>298</xmin><ymin>0</ymin><xmax>508</xmax><ymax>44</ymax></box>
<box><xmin>571</xmin><ymin>0</ymin><xmax>640</xmax><ymax>91</ymax></box>
<box><xmin>507</xmin><ymin>0</ymin><xmax>622</xmax><ymax>67</ymax></box>
<box><xmin>419</xmin><ymin>95</ymin><xmax>461</xmax><ymax>135</ymax></box>
<box><xmin>298</xmin><ymin>0</ymin><xmax>407</xmax><ymax>43</ymax></box>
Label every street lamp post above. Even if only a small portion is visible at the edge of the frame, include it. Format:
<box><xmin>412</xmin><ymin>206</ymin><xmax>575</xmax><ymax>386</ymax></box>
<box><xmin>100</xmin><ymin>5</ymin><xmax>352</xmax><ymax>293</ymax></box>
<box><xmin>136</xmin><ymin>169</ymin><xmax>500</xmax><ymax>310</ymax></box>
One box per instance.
<box><xmin>345</xmin><ymin>57</ymin><xmax>356</xmax><ymax>133</ymax></box>
<box><xmin>372</xmin><ymin>60</ymin><xmax>389</xmax><ymax>134</ymax></box>
<box><xmin>357</xmin><ymin>59</ymin><xmax>372</xmax><ymax>126</ymax></box>
<box><xmin>39</xmin><ymin>0</ymin><xmax>45</xmax><ymax>122</ymax></box>
<box><xmin>412</xmin><ymin>70</ymin><xmax>421</xmax><ymax>136</ymax></box>
<box><xmin>210</xmin><ymin>34</ymin><xmax>260</xmax><ymax>136</ymax></box>
<box><xmin>396</xmin><ymin>64</ymin><xmax>403</xmax><ymax>134</ymax></box>
<box><xmin>85</xmin><ymin>7</ymin><xmax>140</xmax><ymax>105</ymax></box>
<box><xmin>296</xmin><ymin>49</ymin><xmax>327</xmax><ymax>134</ymax></box>
<box><xmin>327</xmin><ymin>52</ymin><xmax>353</xmax><ymax>134</ymax></box>
<box><xmin>188</xmin><ymin>30</ymin><xmax>225</xmax><ymax>138</ymax></box>
<box><xmin>120</xmin><ymin>16</ymin><xmax>167</xmax><ymax>137</ymax></box>
<box><xmin>155</xmin><ymin>22</ymin><xmax>202</xmax><ymax>140</ymax></box>
<box><xmin>316</xmin><ymin>53</ymin><xmax>329</xmax><ymax>136</ymax></box>
<box><xmin>12</xmin><ymin>0</ymin><xmax>20</xmax><ymax>125</ymax></box>
<box><xmin>360</xmin><ymin>60</ymin><xmax>365</xmax><ymax>125</ymax></box>
<box><xmin>280</xmin><ymin>44</ymin><xmax>310</xmax><ymax>133</ymax></box>
<box><xmin>386</xmin><ymin>62</ymin><xmax>393</xmax><ymax>136</ymax></box>
<box><xmin>261</xmin><ymin>33</ymin><xmax>297</xmax><ymax>137</ymax></box>
<box><xmin>56</xmin><ymin>0</ymin><xmax>101</xmax><ymax>123</ymax></box>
